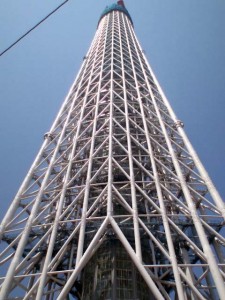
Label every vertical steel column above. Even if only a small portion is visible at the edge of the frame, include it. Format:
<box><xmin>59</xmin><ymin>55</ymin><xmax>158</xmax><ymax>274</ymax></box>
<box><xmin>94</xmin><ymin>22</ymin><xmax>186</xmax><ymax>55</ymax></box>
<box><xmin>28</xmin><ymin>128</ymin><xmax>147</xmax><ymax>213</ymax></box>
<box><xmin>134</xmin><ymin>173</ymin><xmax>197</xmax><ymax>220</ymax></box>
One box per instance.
<box><xmin>121</xmin><ymin>13</ymin><xmax>185</xmax><ymax>300</ymax></box>
<box><xmin>132</xmin><ymin>26</ymin><xmax>225</xmax><ymax>218</ymax></box>
<box><xmin>128</xmin><ymin>16</ymin><xmax>225</xmax><ymax>299</ymax></box>
<box><xmin>118</xmin><ymin>12</ymin><xmax>142</xmax><ymax>262</ymax></box>
<box><xmin>0</xmin><ymin>66</ymin><xmax>87</xmax><ymax>298</ymax></box>
<box><xmin>76</xmin><ymin>14</ymin><xmax>109</xmax><ymax>265</ymax></box>
<box><xmin>107</xmin><ymin>11</ymin><xmax>114</xmax><ymax>218</ymax></box>
<box><xmin>1</xmin><ymin>2</ymin><xmax>224</xmax><ymax>299</ymax></box>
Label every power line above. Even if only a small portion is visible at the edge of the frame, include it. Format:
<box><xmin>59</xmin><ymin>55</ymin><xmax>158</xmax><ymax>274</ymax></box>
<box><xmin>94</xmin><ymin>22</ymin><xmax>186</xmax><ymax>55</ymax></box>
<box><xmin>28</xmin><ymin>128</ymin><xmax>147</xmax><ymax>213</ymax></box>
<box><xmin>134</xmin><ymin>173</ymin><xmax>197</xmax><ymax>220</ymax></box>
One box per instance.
<box><xmin>0</xmin><ymin>0</ymin><xmax>69</xmax><ymax>57</ymax></box>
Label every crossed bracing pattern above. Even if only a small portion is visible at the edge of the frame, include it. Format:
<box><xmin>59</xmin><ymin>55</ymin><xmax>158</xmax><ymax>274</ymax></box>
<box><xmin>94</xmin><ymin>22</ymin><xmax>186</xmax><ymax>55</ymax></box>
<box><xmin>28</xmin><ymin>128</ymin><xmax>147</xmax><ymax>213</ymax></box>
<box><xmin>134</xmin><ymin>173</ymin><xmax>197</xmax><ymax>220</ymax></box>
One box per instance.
<box><xmin>0</xmin><ymin>9</ymin><xmax>225</xmax><ymax>300</ymax></box>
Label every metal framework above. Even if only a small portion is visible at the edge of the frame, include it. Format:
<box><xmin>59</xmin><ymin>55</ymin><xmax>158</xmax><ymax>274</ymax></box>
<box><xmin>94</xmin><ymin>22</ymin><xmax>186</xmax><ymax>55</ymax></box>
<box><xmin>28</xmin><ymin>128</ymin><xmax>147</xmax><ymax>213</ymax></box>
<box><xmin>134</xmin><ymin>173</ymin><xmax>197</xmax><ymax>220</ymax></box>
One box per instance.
<box><xmin>1</xmin><ymin>1</ymin><xmax>225</xmax><ymax>299</ymax></box>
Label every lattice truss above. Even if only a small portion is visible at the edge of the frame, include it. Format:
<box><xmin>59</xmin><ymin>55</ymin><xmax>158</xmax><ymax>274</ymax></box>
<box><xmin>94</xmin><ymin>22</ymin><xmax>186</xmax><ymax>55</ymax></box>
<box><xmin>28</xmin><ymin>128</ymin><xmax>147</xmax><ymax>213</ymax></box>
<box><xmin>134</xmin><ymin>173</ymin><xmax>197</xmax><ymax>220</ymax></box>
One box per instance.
<box><xmin>0</xmin><ymin>7</ymin><xmax>225</xmax><ymax>300</ymax></box>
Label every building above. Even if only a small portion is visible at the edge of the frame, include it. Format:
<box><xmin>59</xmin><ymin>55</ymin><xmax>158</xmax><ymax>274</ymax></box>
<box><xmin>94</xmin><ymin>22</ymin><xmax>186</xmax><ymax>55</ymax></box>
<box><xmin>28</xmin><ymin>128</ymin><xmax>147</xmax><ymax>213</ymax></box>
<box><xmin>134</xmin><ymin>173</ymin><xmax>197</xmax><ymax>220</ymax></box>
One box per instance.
<box><xmin>0</xmin><ymin>1</ymin><xmax>225</xmax><ymax>299</ymax></box>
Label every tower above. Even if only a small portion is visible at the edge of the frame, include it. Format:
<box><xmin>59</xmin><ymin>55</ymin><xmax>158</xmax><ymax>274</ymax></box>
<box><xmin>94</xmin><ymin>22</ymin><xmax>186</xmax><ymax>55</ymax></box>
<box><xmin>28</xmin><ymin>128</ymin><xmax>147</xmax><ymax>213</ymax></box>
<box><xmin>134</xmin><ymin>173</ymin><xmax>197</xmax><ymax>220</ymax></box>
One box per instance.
<box><xmin>0</xmin><ymin>1</ymin><xmax>225</xmax><ymax>299</ymax></box>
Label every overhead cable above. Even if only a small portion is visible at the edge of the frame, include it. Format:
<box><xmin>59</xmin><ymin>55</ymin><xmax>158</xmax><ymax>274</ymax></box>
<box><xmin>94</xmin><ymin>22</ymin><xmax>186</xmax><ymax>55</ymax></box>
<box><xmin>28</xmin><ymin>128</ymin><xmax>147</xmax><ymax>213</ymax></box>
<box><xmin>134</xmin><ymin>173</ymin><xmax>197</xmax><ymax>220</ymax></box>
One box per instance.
<box><xmin>0</xmin><ymin>0</ymin><xmax>69</xmax><ymax>57</ymax></box>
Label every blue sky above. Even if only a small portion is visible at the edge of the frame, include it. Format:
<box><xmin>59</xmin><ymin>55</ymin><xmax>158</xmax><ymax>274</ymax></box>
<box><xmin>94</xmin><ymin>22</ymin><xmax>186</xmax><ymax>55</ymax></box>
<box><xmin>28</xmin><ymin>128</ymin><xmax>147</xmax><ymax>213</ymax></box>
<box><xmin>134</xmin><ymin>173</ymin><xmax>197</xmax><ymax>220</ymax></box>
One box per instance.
<box><xmin>0</xmin><ymin>0</ymin><xmax>225</xmax><ymax>220</ymax></box>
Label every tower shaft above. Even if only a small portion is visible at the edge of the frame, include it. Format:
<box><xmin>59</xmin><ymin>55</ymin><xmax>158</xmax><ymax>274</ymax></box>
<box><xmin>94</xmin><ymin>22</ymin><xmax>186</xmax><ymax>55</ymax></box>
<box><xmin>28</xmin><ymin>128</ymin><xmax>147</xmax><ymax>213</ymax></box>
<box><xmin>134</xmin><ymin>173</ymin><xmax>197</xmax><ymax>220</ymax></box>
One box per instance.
<box><xmin>0</xmin><ymin>2</ymin><xmax>225</xmax><ymax>299</ymax></box>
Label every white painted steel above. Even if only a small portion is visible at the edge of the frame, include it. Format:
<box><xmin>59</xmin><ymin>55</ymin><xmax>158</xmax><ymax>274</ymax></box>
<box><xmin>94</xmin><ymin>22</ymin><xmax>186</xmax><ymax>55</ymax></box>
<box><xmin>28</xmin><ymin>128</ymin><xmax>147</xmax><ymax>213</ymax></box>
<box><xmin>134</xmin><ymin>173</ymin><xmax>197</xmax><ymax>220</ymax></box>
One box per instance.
<box><xmin>127</xmin><ymin>17</ymin><xmax>225</xmax><ymax>298</ymax></box>
<box><xmin>0</xmin><ymin>3</ymin><xmax>224</xmax><ymax>299</ymax></box>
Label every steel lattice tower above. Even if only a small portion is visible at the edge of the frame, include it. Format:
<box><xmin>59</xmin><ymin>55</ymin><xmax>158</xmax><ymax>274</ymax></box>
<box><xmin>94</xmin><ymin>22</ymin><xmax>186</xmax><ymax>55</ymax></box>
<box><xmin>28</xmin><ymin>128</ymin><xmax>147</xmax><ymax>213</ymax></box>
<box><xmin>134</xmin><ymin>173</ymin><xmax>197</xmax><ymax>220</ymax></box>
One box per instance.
<box><xmin>1</xmin><ymin>1</ymin><xmax>225</xmax><ymax>299</ymax></box>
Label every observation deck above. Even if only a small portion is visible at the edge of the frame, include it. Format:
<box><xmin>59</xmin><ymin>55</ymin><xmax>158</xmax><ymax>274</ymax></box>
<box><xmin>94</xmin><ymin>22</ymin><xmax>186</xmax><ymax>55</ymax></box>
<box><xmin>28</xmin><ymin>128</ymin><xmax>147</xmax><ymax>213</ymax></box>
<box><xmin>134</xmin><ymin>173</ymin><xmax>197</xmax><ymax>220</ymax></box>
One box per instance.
<box><xmin>98</xmin><ymin>1</ymin><xmax>133</xmax><ymax>26</ymax></box>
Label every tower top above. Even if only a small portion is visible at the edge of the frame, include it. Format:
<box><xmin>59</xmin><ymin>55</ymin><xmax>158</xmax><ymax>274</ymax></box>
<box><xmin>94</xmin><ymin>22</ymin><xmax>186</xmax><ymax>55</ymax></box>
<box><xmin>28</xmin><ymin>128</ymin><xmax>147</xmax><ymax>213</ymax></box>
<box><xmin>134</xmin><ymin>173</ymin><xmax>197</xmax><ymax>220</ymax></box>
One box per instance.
<box><xmin>117</xmin><ymin>0</ymin><xmax>125</xmax><ymax>7</ymax></box>
<box><xmin>98</xmin><ymin>1</ymin><xmax>133</xmax><ymax>26</ymax></box>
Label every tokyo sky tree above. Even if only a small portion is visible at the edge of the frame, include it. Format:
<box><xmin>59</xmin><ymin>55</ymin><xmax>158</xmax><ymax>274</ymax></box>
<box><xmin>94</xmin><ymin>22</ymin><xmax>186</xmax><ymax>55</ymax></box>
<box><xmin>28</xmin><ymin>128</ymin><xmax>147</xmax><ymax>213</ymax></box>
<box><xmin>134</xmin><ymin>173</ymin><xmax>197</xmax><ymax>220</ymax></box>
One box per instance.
<box><xmin>0</xmin><ymin>1</ymin><xmax>225</xmax><ymax>299</ymax></box>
